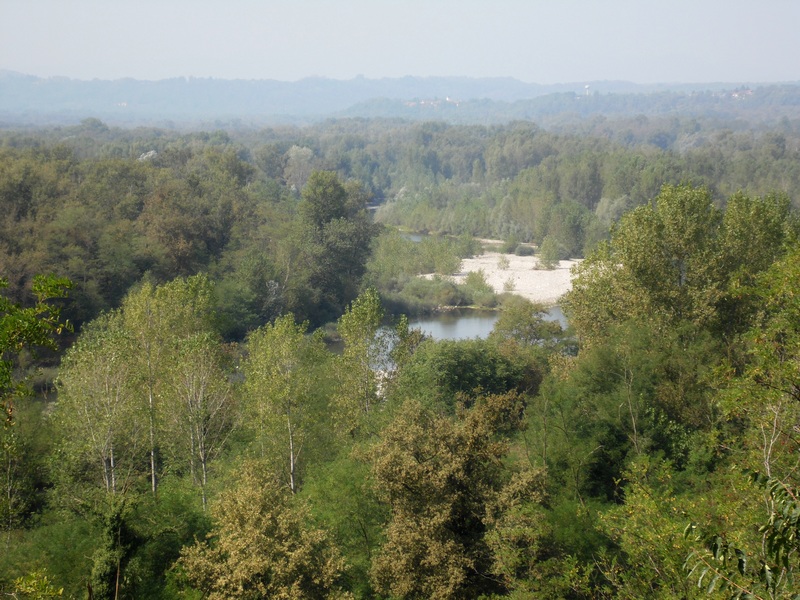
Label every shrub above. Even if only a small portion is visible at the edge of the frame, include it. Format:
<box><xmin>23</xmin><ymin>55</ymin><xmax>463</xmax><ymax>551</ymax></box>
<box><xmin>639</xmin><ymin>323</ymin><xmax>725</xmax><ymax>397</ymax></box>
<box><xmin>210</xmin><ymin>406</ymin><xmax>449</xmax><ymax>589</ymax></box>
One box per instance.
<box><xmin>500</xmin><ymin>235</ymin><xmax>519</xmax><ymax>254</ymax></box>
<box><xmin>537</xmin><ymin>236</ymin><xmax>562</xmax><ymax>270</ymax></box>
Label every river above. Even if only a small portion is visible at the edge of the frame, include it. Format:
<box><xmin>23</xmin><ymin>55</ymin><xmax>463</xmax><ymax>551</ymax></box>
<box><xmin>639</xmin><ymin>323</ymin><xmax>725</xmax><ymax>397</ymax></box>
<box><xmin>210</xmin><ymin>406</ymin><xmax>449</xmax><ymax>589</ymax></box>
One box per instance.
<box><xmin>408</xmin><ymin>306</ymin><xmax>567</xmax><ymax>341</ymax></box>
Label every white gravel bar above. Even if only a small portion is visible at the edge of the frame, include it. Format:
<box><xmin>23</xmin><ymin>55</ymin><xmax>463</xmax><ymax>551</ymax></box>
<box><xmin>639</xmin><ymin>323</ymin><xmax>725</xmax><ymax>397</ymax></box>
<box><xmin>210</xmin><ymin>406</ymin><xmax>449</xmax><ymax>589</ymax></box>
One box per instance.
<box><xmin>450</xmin><ymin>252</ymin><xmax>581</xmax><ymax>305</ymax></box>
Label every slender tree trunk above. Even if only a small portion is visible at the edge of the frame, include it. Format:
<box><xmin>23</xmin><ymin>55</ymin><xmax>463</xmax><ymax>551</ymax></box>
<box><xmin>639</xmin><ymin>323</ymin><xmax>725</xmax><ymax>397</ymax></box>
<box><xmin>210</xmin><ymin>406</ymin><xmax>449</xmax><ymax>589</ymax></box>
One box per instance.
<box><xmin>190</xmin><ymin>421</ymin><xmax>197</xmax><ymax>487</ymax></box>
<box><xmin>198</xmin><ymin>422</ymin><xmax>208</xmax><ymax>511</ymax></box>
<box><xmin>110</xmin><ymin>443</ymin><xmax>117</xmax><ymax>495</ymax></box>
<box><xmin>103</xmin><ymin>454</ymin><xmax>111</xmax><ymax>494</ymax></box>
<box><xmin>148</xmin><ymin>384</ymin><xmax>157</xmax><ymax>496</ymax></box>
<box><xmin>288</xmin><ymin>413</ymin><xmax>296</xmax><ymax>494</ymax></box>
<box><xmin>624</xmin><ymin>365</ymin><xmax>640</xmax><ymax>455</ymax></box>
<box><xmin>143</xmin><ymin>306</ymin><xmax>158</xmax><ymax>497</ymax></box>
<box><xmin>200</xmin><ymin>452</ymin><xmax>208</xmax><ymax>511</ymax></box>
<box><xmin>541</xmin><ymin>397</ymin><xmax>548</xmax><ymax>465</ymax></box>
<box><xmin>4</xmin><ymin>444</ymin><xmax>14</xmax><ymax>550</ymax></box>
<box><xmin>145</xmin><ymin>329</ymin><xmax>158</xmax><ymax>496</ymax></box>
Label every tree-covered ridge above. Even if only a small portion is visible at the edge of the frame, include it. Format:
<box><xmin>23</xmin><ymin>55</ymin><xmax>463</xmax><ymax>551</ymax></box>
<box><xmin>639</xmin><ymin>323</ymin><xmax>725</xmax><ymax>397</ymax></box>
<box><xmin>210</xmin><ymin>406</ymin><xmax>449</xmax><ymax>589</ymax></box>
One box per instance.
<box><xmin>2</xmin><ymin>71</ymin><xmax>799</xmax><ymax>125</ymax></box>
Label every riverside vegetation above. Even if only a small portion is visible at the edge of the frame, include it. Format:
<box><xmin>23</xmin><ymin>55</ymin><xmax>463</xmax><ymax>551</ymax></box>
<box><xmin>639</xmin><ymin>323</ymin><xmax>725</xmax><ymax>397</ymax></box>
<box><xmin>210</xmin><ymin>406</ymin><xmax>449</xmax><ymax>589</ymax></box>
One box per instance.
<box><xmin>1</xmin><ymin>117</ymin><xmax>800</xmax><ymax>598</ymax></box>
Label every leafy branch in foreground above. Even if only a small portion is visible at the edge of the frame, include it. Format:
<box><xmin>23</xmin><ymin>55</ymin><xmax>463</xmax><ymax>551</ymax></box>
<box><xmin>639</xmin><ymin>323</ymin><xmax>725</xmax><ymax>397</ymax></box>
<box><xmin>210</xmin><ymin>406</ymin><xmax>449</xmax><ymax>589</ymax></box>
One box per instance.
<box><xmin>0</xmin><ymin>274</ymin><xmax>71</xmax><ymax>422</ymax></box>
<box><xmin>684</xmin><ymin>473</ymin><xmax>800</xmax><ymax>600</ymax></box>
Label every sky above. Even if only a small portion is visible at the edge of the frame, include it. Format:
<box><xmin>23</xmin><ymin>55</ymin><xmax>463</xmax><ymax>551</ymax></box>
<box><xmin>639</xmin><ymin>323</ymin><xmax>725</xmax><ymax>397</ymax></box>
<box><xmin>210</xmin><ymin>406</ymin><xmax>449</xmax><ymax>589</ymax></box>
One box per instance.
<box><xmin>2</xmin><ymin>0</ymin><xmax>799</xmax><ymax>84</ymax></box>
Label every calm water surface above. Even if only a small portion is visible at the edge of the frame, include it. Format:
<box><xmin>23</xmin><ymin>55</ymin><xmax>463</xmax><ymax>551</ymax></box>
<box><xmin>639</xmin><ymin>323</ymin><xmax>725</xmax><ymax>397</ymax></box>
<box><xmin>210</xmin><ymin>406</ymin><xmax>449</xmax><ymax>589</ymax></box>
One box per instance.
<box><xmin>409</xmin><ymin>306</ymin><xmax>567</xmax><ymax>341</ymax></box>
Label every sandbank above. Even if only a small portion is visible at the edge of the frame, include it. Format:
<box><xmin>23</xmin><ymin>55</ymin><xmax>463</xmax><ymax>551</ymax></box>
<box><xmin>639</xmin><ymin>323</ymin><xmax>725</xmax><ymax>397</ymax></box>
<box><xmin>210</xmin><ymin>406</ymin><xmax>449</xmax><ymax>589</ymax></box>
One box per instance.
<box><xmin>452</xmin><ymin>252</ymin><xmax>581</xmax><ymax>305</ymax></box>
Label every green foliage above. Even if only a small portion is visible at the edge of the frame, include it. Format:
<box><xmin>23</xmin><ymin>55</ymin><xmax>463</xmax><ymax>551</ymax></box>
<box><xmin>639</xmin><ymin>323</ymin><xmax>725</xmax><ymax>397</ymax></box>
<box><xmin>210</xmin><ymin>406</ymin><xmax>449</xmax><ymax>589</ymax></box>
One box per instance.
<box><xmin>463</xmin><ymin>269</ymin><xmax>497</xmax><ymax>307</ymax></box>
<box><xmin>685</xmin><ymin>473</ymin><xmax>800</xmax><ymax>600</ymax></box>
<box><xmin>285</xmin><ymin>171</ymin><xmax>378</xmax><ymax>325</ymax></box>
<box><xmin>678</xmin><ymin>251</ymin><xmax>800</xmax><ymax>600</ymax></box>
<box><xmin>332</xmin><ymin>288</ymin><xmax>392</xmax><ymax>439</ymax></box>
<box><xmin>500</xmin><ymin>235</ymin><xmax>519</xmax><ymax>254</ymax></box>
<box><xmin>2</xmin><ymin>117</ymin><xmax>800</xmax><ymax>332</ymax></box>
<box><xmin>54</xmin><ymin>273</ymin><xmax>228</xmax><ymax>521</ymax></box>
<box><xmin>5</xmin><ymin>108</ymin><xmax>800</xmax><ymax>600</ymax></box>
<box><xmin>489</xmin><ymin>296</ymin><xmax>563</xmax><ymax>348</ymax></box>
<box><xmin>300</xmin><ymin>171</ymin><xmax>349</xmax><ymax>229</ymax></box>
<box><xmin>301</xmin><ymin>456</ymin><xmax>388</xmax><ymax>599</ymax></box>
<box><xmin>212</xmin><ymin>250</ymin><xmax>283</xmax><ymax>340</ymax></box>
<box><xmin>55</xmin><ymin>311</ymin><xmax>143</xmax><ymax>497</ymax></box>
<box><xmin>124</xmin><ymin>476</ymin><xmax>212</xmax><ymax>599</ymax></box>
<box><xmin>0</xmin><ymin>275</ymin><xmax>71</xmax><ymax>421</ymax></box>
<box><xmin>384</xmin><ymin>276</ymin><xmax>468</xmax><ymax>313</ymax></box>
<box><xmin>177</xmin><ymin>461</ymin><xmax>349</xmax><ymax>600</ymax></box>
<box><xmin>369</xmin><ymin>393</ymin><xmax>527</xmax><ymax>600</ymax></box>
<box><xmin>120</xmin><ymin>274</ymin><xmax>218</xmax><ymax>496</ymax></box>
<box><xmin>483</xmin><ymin>469</ymin><xmax>551</xmax><ymax>595</ymax></box>
<box><xmin>390</xmin><ymin>338</ymin><xmax>525</xmax><ymax>411</ymax></box>
<box><xmin>241</xmin><ymin>314</ymin><xmax>329</xmax><ymax>492</ymax></box>
<box><xmin>160</xmin><ymin>332</ymin><xmax>235</xmax><ymax>508</ymax></box>
<box><xmin>0</xmin><ymin>513</ymin><xmax>96</xmax><ymax>598</ymax></box>
<box><xmin>12</xmin><ymin>569</ymin><xmax>63</xmax><ymax>599</ymax></box>
<box><xmin>599</xmin><ymin>458</ymin><xmax>706</xmax><ymax>599</ymax></box>
<box><xmin>537</xmin><ymin>236</ymin><xmax>561</xmax><ymax>269</ymax></box>
<box><xmin>740</xmin><ymin>247</ymin><xmax>800</xmax><ymax>407</ymax></box>
<box><xmin>565</xmin><ymin>185</ymin><xmax>795</xmax><ymax>345</ymax></box>
<box><xmin>530</xmin><ymin>319</ymin><xmax>716</xmax><ymax>506</ymax></box>
<box><xmin>364</xmin><ymin>230</ymin><xmax>471</xmax><ymax>312</ymax></box>
<box><xmin>88</xmin><ymin>496</ymin><xmax>141</xmax><ymax>600</ymax></box>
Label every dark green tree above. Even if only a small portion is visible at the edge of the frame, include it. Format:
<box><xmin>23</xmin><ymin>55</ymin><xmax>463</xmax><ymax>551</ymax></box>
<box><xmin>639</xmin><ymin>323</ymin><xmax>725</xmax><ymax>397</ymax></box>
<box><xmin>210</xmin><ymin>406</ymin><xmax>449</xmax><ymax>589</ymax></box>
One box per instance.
<box><xmin>284</xmin><ymin>171</ymin><xmax>378</xmax><ymax>325</ymax></box>
<box><xmin>369</xmin><ymin>393</ymin><xmax>527</xmax><ymax>600</ymax></box>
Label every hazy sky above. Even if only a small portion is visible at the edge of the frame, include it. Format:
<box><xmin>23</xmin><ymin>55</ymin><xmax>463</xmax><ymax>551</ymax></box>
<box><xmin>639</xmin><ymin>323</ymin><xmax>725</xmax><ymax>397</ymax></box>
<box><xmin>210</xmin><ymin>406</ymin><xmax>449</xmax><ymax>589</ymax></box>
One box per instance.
<box><xmin>2</xmin><ymin>0</ymin><xmax>798</xmax><ymax>84</ymax></box>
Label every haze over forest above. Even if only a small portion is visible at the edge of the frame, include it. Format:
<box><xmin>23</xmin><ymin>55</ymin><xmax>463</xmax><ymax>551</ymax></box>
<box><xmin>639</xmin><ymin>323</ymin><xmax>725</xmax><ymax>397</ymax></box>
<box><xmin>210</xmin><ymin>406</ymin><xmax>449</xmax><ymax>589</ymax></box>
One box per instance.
<box><xmin>4</xmin><ymin>71</ymin><xmax>800</xmax><ymax>126</ymax></box>
<box><xmin>4</xmin><ymin>1</ymin><xmax>799</xmax><ymax>125</ymax></box>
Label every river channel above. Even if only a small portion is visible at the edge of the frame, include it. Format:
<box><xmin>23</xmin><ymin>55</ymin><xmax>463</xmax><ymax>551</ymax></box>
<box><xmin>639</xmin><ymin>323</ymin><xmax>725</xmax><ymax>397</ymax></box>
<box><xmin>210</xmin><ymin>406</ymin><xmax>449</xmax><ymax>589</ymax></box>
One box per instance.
<box><xmin>408</xmin><ymin>305</ymin><xmax>567</xmax><ymax>341</ymax></box>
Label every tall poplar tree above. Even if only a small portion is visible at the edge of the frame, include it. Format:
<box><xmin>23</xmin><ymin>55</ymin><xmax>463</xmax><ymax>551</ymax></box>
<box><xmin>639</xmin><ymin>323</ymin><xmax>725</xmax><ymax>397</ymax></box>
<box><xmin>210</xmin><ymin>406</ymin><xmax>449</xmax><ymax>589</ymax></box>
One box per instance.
<box><xmin>56</xmin><ymin>312</ymin><xmax>142</xmax><ymax>497</ymax></box>
<box><xmin>161</xmin><ymin>331</ymin><xmax>235</xmax><ymax>509</ymax></box>
<box><xmin>120</xmin><ymin>274</ymin><xmax>215</xmax><ymax>495</ymax></box>
<box><xmin>333</xmin><ymin>288</ymin><xmax>392</xmax><ymax>439</ymax></box>
<box><xmin>241</xmin><ymin>314</ymin><xmax>328</xmax><ymax>494</ymax></box>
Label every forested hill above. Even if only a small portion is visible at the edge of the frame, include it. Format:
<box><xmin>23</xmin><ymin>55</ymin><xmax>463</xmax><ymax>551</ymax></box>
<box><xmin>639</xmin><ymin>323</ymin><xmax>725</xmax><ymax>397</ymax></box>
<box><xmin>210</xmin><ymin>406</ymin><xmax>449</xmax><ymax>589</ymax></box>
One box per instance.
<box><xmin>2</xmin><ymin>70</ymin><xmax>799</xmax><ymax>126</ymax></box>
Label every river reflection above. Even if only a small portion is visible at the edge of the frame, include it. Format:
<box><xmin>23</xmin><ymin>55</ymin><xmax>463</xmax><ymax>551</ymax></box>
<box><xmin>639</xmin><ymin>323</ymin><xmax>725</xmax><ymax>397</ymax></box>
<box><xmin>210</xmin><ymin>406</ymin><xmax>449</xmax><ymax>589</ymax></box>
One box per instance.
<box><xmin>409</xmin><ymin>306</ymin><xmax>567</xmax><ymax>341</ymax></box>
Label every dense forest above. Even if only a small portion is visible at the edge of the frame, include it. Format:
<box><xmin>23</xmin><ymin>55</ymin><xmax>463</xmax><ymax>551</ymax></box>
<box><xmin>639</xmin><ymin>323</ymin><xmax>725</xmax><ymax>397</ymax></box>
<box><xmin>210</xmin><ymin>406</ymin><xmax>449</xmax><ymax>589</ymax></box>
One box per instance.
<box><xmin>2</xmin><ymin>112</ymin><xmax>800</xmax><ymax>599</ymax></box>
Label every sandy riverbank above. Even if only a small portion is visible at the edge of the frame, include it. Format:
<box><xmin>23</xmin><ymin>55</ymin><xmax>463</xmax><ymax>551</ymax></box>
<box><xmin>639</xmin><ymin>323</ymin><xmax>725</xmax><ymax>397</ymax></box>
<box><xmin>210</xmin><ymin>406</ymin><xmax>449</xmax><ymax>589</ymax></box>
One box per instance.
<box><xmin>451</xmin><ymin>252</ymin><xmax>581</xmax><ymax>305</ymax></box>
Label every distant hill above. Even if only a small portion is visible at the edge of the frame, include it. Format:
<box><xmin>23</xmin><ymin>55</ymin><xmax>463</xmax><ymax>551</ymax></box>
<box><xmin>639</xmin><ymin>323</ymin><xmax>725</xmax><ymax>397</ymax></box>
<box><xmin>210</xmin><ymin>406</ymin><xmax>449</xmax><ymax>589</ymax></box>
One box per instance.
<box><xmin>1</xmin><ymin>71</ymin><xmax>798</xmax><ymax>127</ymax></box>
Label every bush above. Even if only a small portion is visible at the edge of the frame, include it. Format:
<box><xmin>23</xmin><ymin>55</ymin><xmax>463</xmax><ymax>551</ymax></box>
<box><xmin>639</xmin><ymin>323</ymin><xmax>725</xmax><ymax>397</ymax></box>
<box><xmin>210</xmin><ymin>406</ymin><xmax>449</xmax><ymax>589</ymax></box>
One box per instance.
<box><xmin>500</xmin><ymin>235</ymin><xmax>519</xmax><ymax>254</ymax></box>
<box><xmin>464</xmin><ymin>270</ymin><xmax>493</xmax><ymax>294</ymax></box>
<box><xmin>463</xmin><ymin>270</ymin><xmax>497</xmax><ymax>308</ymax></box>
<box><xmin>471</xmin><ymin>290</ymin><xmax>498</xmax><ymax>308</ymax></box>
<box><xmin>400</xmin><ymin>276</ymin><xmax>467</xmax><ymax>308</ymax></box>
<box><xmin>537</xmin><ymin>236</ymin><xmax>562</xmax><ymax>270</ymax></box>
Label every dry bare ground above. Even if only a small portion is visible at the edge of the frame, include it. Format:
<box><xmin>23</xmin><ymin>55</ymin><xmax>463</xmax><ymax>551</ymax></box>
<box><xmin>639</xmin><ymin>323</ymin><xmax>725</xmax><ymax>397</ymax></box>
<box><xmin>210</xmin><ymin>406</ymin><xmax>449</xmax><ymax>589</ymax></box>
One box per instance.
<box><xmin>451</xmin><ymin>252</ymin><xmax>581</xmax><ymax>305</ymax></box>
